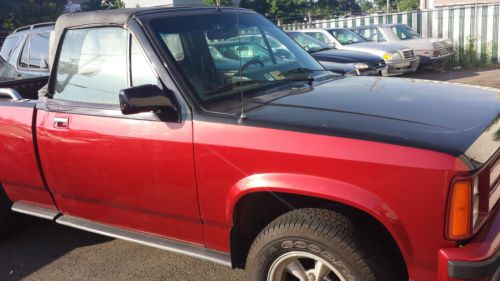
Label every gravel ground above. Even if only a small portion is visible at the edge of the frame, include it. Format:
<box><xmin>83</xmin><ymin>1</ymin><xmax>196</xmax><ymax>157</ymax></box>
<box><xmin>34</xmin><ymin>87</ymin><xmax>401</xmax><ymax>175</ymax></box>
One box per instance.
<box><xmin>1</xmin><ymin>66</ymin><xmax>499</xmax><ymax>281</ymax></box>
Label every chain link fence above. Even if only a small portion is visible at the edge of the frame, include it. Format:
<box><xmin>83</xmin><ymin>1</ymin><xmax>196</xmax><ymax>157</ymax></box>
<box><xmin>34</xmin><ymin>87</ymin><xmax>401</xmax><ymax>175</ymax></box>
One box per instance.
<box><xmin>281</xmin><ymin>4</ymin><xmax>500</xmax><ymax>66</ymax></box>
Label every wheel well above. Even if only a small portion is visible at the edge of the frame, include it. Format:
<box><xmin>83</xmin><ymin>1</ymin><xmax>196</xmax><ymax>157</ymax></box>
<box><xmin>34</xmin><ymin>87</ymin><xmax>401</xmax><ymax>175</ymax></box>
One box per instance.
<box><xmin>230</xmin><ymin>192</ymin><xmax>408</xmax><ymax>279</ymax></box>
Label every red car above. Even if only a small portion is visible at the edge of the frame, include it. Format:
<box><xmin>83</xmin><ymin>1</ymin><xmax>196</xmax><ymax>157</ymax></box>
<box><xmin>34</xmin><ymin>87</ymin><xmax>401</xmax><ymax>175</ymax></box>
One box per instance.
<box><xmin>0</xmin><ymin>7</ymin><xmax>498</xmax><ymax>281</ymax></box>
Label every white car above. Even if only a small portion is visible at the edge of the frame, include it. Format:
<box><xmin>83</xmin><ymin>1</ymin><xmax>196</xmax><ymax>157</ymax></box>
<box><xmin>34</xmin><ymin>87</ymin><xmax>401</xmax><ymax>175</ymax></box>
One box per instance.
<box><xmin>351</xmin><ymin>24</ymin><xmax>454</xmax><ymax>64</ymax></box>
<box><xmin>298</xmin><ymin>28</ymin><xmax>420</xmax><ymax>76</ymax></box>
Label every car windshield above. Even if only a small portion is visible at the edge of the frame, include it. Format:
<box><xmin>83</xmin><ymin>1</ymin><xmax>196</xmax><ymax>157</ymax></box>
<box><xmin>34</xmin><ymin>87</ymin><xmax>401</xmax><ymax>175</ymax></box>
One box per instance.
<box><xmin>150</xmin><ymin>11</ymin><xmax>328</xmax><ymax>112</ymax></box>
<box><xmin>288</xmin><ymin>32</ymin><xmax>331</xmax><ymax>53</ymax></box>
<box><xmin>328</xmin><ymin>28</ymin><xmax>366</xmax><ymax>45</ymax></box>
<box><xmin>391</xmin><ymin>25</ymin><xmax>421</xmax><ymax>40</ymax></box>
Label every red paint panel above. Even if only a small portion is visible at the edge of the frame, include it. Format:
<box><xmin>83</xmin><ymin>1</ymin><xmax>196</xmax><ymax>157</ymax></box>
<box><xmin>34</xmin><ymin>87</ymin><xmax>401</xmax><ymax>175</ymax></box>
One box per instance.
<box><xmin>0</xmin><ymin>106</ymin><xmax>55</xmax><ymax>208</ymax></box>
<box><xmin>193</xmin><ymin>120</ymin><xmax>469</xmax><ymax>280</ymax></box>
<box><xmin>2</xmin><ymin>183</ymin><xmax>56</xmax><ymax>208</ymax></box>
<box><xmin>36</xmin><ymin>111</ymin><xmax>203</xmax><ymax>243</ymax></box>
<box><xmin>438</xmin><ymin>206</ymin><xmax>498</xmax><ymax>281</ymax></box>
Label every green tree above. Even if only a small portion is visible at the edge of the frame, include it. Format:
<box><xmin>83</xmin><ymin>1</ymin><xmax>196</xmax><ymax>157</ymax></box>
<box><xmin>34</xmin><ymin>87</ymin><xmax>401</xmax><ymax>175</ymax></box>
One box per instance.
<box><xmin>398</xmin><ymin>0</ymin><xmax>418</xmax><ymax>11</ymax></box>
<box><xmin>374</xmin><ymin>0</ymin><xmax>418</xmax><ymax>12</ymax></box>
<box><xmin>82</xmin><ymin>0</ymin><xmax>124</xmax><ymax>11</ymax></box>
<box><xmin>101</xmin><ymin>0</ymin><xmax>125</xmax><ymax>9</ymax></box>
<box><xmin>0</xmin><ymin>0</ymin><xmax>67</xmax><ymax>31</ymax></box>
<box><xmin>241</xmin><ymin>0</ymin><xmax>270</xmax><ymax>15</ymax></box>
<box><xmin>204</xmin><ymin>0</ymin><xmax>235</xmax><ymax>6</ymax></box>
<box><xmin>357</xmin><ymin>0</ymin><xmax>374</xmax><ymax>13</ymax></box>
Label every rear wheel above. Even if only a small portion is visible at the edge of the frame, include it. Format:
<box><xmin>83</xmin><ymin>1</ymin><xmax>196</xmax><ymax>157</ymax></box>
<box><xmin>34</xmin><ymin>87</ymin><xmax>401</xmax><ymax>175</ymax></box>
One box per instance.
<box><xmin>245</xmin><ymin>208</ymin><xmax>401</xmax><ymax>281</ymax></box>
<box><xmin>0</xmin><ymin>186</ymin><xmax>19</xmax><ymax>240</ymax></box>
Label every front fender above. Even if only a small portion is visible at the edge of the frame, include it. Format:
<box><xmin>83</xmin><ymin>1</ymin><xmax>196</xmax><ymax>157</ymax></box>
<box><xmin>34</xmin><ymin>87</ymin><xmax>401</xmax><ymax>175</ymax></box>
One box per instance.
<box><xmin>226</xmin><ymin>173</ymin><xmax>412</xmax><ymax>262</ymax></box>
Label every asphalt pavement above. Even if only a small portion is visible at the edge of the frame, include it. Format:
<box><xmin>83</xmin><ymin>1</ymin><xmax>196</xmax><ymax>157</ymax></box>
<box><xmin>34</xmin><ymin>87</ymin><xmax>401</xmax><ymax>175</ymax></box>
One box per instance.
<box><xmin>0</xmin><ymin>217</ymin><xmax>244</xmax><ymax>281</ymax></box>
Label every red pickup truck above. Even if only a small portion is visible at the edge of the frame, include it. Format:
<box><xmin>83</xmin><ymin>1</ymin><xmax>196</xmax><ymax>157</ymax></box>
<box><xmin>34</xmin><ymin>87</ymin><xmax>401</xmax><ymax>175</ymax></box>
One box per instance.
<box><xmin>0</xmin><ymin>7</ymin><xmax>498</xmax><ymax>281</ymax></box>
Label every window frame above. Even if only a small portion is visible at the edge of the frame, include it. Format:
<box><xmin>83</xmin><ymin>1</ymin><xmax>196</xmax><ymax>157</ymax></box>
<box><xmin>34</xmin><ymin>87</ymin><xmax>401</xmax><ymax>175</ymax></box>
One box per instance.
<box><xmin>52</xmin><ymin>26</ymin><xmax>130</xmax><ymax>106</ymax></box>
<box><xmin>129</xmin><ymin>33</ymin><xmax>162</xmax><ymax>87</ymax></box>
<box><xmin>40</xmin><ymin>24</ymin><xmax>179</xmax><ymax>122</ymax></box>
<box><xmin>17</xmin><ymin>31</ymin><xmax>51</xmax><ymax>71</ymax></box>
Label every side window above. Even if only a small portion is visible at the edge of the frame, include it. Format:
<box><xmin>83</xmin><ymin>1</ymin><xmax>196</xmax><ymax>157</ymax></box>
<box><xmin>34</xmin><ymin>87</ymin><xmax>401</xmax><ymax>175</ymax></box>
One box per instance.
<box><xmin>54</xmin><ymin>27</ymin><xmax>127</xmax><ymax>105</ymax></box>
<box><xmin>19</xmin><ymin>38</ymin><xmax>30</xmax><ymax>67</ymax></box>
<box><xmin>357</xmin><ymin>28</ymin><xmax>371</xmax><ymax>40</ymax></box>
<box><xmin>130</xmin><ymin>37</ymin><xmax>158</xmax><ymax>87</ymax></box>
<box><xmin>161</xmin><ymin>34</ymin><xmax>184</xmax><ymax>61</ymax></box>
<box><xmin>377</xmin><ymin>30</ymin><xmax>386</xmax><ymax>42</ymax></box>
<box><xmin>307</xmin><ymin>32</ymin><xmax>328</xmax><ymax>44</ymax></box>
<box><xmin>28</xmin><ymin>32</ymin><xmax>50</xmax><ymax>68</ymax></box>
<box><xmin>18</xmin><ymin>32</ymin><xmax>50</xmax><ymax>69</ymax></box>
<box><xmin>0</xmin><ymin>36</ymin><xmax>21</xmax><ymax>60</ymax></box>
<box><xmin>392</xmin><ymin>27</ymin><xmax>407</xmax><ymax>40</ymax></box>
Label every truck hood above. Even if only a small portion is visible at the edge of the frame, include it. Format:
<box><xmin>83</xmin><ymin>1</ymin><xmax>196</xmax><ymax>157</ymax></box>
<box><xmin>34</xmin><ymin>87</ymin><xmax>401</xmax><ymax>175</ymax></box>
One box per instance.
<box><xmin>246</xmin><ymin>77</ymin><xmax>499</xmax><ymax>161</ymax></box>
<box><xmin>311</xmin><ymin>49</ymin><xmax>382</xmax><ymax>64</ymax></box>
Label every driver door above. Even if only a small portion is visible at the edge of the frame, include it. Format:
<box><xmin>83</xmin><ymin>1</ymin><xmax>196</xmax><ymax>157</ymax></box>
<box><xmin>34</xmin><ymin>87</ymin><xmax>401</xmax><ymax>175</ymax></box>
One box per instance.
<box><xmin>36</xmin><ymin>27</ymin><xmax>203</xmax><ymax>244</ymax></box>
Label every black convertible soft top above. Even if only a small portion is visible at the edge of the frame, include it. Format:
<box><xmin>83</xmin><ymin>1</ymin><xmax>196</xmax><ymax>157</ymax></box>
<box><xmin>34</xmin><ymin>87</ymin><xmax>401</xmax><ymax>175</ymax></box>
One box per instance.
<box><xmin>50</xmin><ymin>6</ymin><xmax>243</xmax><ymax>65</ymax></box>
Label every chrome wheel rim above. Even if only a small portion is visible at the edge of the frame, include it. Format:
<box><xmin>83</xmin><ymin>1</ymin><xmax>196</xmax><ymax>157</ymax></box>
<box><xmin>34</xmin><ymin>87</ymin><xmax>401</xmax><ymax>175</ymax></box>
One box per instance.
<box><xmin>267</xmin><ymin>251</ymin><xmax>347</xmax><ymax>281</ymax></box>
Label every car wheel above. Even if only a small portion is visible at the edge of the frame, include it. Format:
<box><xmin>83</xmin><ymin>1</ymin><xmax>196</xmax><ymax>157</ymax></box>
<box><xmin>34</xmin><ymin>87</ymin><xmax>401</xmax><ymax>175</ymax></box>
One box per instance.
<box><xmin>245</xmin><ymin>208</ymin><xmax>399</xmax><ymax>281</ymax></box>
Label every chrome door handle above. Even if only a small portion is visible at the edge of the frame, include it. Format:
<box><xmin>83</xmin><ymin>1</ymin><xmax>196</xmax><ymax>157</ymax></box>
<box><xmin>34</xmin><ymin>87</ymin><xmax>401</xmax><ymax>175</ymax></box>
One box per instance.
<box><xmin>53</xmin><ymin>117</ymin><xmax>69</xmax><ymax>128</ymax></box>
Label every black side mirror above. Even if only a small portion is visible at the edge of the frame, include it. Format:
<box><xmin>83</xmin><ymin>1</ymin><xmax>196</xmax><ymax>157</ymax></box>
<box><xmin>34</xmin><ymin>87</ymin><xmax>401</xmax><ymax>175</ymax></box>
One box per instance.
<box><xmin>119</xmin><ymin>84</ymin><xmax>176</xmax><ymax>115</ymax></box>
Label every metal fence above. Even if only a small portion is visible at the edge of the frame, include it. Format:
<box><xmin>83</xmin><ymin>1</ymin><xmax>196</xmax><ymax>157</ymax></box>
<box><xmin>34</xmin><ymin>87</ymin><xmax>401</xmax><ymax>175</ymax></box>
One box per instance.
<box><xmin>282</xmin><ymin>4</ymin><xmax>500</xmax><ymax>64</ymax></box>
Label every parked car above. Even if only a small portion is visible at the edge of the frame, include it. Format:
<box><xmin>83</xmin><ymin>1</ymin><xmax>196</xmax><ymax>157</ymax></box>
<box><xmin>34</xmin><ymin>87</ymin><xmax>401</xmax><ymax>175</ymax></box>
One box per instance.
<box><xmin>287</xmin><ymin>31</ymin><xmax>387</xmax><ymax>76</ymax></box>
<box><xmin>351</xmin><ymin>24</ymin><xmax>454</xmax><ymax>64</ymax></box>
<box><xmin>228</xmin><ymin>33</ymin><xmax>358</xmax><ymax>75</ymax></box>
<box><xmin>299</xmin><ymin>28</ymin><xmax>420</xmax><ymax>76</ymax></box>
<box><xmin>0</xmin><ymin>23</ymin><xmax>53</xmax><ymax>81</ymax></box>
<box><xmin>0</xmin><ymin>7</ymin><xmax>498</xmax><ymax>281</ymax></box>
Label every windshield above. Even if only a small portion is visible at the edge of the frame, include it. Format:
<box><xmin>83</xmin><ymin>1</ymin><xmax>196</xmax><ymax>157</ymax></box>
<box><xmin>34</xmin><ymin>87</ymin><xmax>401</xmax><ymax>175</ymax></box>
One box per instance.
<box><xmin>150</xmin><ymin>11</ymin><xmax>326</xmax><ymax>111</ymax></box>
<box><xmin>288</xmin><ymin>32</ymin><xmax>331</xmax><ymax>53</ymax></box>
<box><xmin>391</xmin><ymin>25</ymin><xmax>421</xmax><ymax>40</ymax></box>
<box><xmin>328</xmin><ymin>28</ymin><xmax>366</xmax><ymax>45</ymax></box>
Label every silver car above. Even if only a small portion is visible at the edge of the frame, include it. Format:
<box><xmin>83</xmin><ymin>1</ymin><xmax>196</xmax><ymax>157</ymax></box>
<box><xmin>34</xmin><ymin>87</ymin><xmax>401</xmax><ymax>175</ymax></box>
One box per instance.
<box><xmin>0</xmin><ymin>23</ymin><xmax>53</xmax><ymax>81</ymax></box>
<box><xmin>351</xmin><ymin>24</ymin><xmax>454</xmax><ymax>64</ymax></box>
<box><xmin>298</xmin><ymin>28</ymin><xmax>420</xmax><ymax>76</ymax></box>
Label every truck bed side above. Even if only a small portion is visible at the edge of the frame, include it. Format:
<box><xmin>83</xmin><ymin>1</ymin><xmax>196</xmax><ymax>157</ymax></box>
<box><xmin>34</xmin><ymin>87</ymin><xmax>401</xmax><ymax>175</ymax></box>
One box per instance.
<box><xmin>0</xmin><ymin>100</ymin><xmax>56</xmax><ymax>209</ymax></box>
<box><xmin>0</xmin><ymin>76</ymin><xmax>48</xmax><ymax>100</ymax></box>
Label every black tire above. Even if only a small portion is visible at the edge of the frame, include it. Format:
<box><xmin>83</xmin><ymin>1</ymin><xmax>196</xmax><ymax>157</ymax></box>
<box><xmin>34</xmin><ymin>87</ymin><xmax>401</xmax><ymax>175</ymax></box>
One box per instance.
<box><xmin>245</xmin><ymin>208</ymin><xmax>401</xmax><ymax>281</ymax></box>
<box><xmin>0</xmin><ymin>187</ymin><xmax>19</xmax><ymax>240</ymax></box>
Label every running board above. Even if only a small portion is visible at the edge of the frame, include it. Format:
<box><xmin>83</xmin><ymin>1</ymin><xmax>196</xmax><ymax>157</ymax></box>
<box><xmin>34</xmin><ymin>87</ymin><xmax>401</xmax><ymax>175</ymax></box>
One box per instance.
<box><xmin>11</xmin><ymin>201</ymin><xmax>60</xmax><ymax>220</ymax></box>
<box><xmin>56</xmin><ymin>215</ymin><xmax>232</xmax><ymax>267</ymax></box>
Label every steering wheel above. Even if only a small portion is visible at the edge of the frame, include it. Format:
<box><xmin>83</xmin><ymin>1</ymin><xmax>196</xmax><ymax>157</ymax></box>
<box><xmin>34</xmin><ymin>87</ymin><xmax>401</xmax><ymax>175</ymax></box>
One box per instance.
<box><xmin>234</xmin><ymin>58</ymin><xmax>265</xmax><ymax>76</ymax></box>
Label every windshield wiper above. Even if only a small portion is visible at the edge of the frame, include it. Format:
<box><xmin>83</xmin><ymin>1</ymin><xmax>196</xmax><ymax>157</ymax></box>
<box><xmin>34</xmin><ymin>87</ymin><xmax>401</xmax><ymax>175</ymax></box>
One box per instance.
<box><xmin>281</xmin><ymin>68</ymin><xmax>315</xmax><ymax>85</ymax></box>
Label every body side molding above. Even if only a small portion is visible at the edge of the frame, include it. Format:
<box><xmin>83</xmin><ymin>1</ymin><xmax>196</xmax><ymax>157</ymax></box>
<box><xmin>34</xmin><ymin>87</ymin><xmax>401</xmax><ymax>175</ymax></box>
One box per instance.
<box><xmin>11</xmin><ymin>201</ymin><xmax>60</xmax><ymax>220</ymax></box>
<box><xmin>56</xmin><ymin>215</ymin><xmax>232</xmax><ymax>267</ymax></box>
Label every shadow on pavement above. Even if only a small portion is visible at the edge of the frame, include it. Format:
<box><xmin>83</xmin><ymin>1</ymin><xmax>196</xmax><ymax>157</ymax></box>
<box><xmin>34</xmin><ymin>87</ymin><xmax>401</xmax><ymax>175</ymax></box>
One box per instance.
<box><xmin>0</xmin><ymin>215</ymin><xmax>112</xmax><ymax>281</ymax></box>
<box><xmin>404</xmin><ymin>65</ymin><xmax>500</xmax><ymax>88</ymax></box>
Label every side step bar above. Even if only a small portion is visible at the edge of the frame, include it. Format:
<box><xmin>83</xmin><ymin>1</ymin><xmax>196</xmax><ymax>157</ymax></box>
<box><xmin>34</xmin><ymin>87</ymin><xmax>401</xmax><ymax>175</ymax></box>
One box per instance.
<box><xmin>56</xmin><ymin>215</ymin><xmax>232</xmax><ymax>267</ymax></box>
<box><xmin>11</xmin><ymin>201</ymin><xmax>60</xmax><ymax>220</ymax></box>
